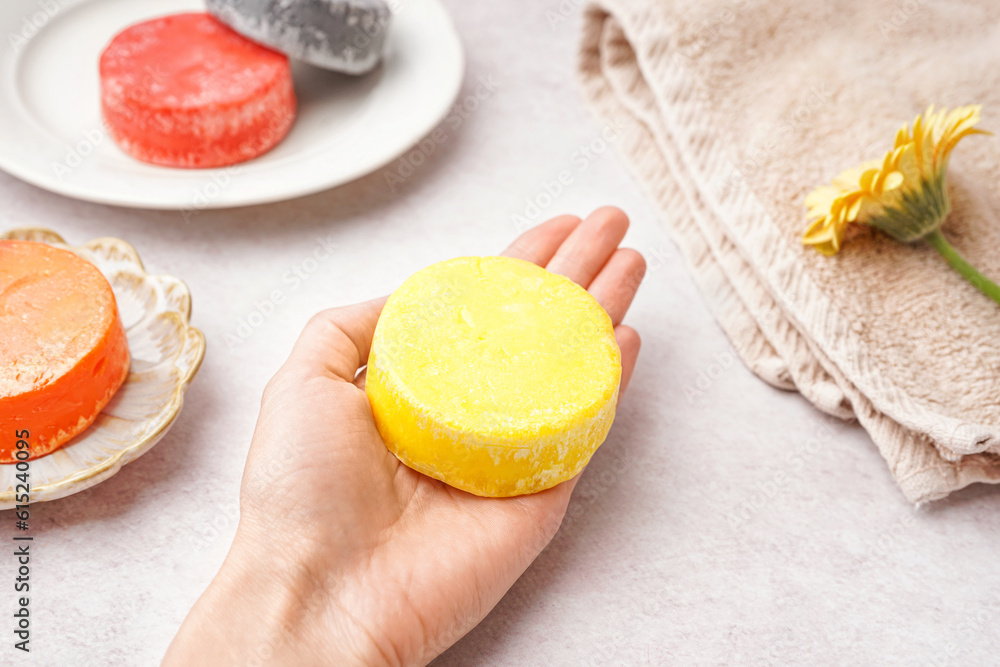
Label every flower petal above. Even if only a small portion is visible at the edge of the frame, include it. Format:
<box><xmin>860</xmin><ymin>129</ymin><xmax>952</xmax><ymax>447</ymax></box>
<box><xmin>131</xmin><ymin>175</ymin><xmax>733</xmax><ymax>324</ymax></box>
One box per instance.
<box><xmin>882</xmin><ymin>171</ymin><xmax>904</xmax><ymax>191</ymax></box>
<box><xmin>832</xmin><ymin>161</ymin><xmax>875</xmax><ymax>190</ymax></box>
<box><xmin>805</xmin><ymin>185</ymin><xmax>840</xmax><ymax>215</ymax></box>
<box><xmin>859</xmin><ymin>168</ymin><xmax>879</xmax><ymax>193</ymax></box>
<box><xmin>846</xmin><ymin>195</ymin><xmax>864</xmax><ymax>221</ymax></box>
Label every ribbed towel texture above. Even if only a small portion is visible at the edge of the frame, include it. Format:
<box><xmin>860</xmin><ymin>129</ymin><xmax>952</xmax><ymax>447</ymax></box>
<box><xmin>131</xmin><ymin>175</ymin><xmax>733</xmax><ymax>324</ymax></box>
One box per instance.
<box><xmin>578</xmin><ymin>0</ymin><xmax>1000</xmax><ymax>503</ymax></box>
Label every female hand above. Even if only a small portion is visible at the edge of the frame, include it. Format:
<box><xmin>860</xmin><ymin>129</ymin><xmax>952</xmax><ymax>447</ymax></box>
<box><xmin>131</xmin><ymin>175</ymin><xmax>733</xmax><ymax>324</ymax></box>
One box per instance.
<box><xmin>164</xmin><ymin>207</ymin><xmax>645</xmax><ymax>666</ymax></box>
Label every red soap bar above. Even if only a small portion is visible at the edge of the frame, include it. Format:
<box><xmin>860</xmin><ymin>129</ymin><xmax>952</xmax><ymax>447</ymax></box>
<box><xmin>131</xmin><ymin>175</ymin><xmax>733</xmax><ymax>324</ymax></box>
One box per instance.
<box><xmin>0</xmin><ymin>241</ymin><xmax>131</xmax><ymax>462</ymax></box>
<box><xmin>99</xmin><ymin>12</ymin><xmax>296</xmax><ymax>168</ymax></box>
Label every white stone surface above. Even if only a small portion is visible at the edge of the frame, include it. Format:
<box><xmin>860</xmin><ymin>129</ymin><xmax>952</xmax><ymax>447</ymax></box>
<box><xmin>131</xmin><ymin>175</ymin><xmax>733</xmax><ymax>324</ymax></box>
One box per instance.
<box><xmin>2</xmin><ymin>1</ymin><xmax>999</xmax><ymax>665</ymax></box>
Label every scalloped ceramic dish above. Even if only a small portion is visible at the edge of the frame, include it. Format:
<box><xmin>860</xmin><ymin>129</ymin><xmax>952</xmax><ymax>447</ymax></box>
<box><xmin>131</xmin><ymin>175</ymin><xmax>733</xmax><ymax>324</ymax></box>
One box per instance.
<box><xmin>0</xmin><ymin>229</ymin><xmax>205</xmax><ymax>508</ymax></box>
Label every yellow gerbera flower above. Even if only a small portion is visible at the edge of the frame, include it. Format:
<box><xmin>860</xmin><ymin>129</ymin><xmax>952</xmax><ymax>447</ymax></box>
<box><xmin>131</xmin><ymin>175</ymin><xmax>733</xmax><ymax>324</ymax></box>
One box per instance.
<box><xmin>803</xmin><ymin>105</ymin><xmax>999</xmax><ymax>305</ymax></box>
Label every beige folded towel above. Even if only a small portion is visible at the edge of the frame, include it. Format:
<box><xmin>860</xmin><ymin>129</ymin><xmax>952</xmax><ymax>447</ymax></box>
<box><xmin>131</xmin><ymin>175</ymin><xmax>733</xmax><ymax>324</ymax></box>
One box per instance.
<box><xmin>578</xmin><ymin>0</ymin><xmax>1000</xmax><ymax>503</ymax></box>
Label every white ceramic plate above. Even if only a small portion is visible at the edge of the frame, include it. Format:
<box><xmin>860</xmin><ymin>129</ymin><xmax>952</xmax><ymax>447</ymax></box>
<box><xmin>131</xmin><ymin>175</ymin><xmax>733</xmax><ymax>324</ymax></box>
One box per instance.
<box><xmin>0</xmin><ymin>229</ymin><xmax>206</xmax><ymax>508</ymax></box>
<box><xmin>0</xmin><ymin>0</ymin><xmax>464</xmax><ymax>209</ymax></box>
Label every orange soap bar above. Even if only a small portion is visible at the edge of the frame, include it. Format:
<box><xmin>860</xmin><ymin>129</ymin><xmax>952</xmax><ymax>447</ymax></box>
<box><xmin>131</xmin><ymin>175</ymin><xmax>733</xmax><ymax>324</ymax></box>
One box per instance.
<box><xmin>0</xmin><ymin>241</ymin><xmax>130</xmax><ymax>462</ymax></box>
<box><xmin>99</xmin><ymin>12</ymin><xmax>296</xmax><ymax>168</ymax></box>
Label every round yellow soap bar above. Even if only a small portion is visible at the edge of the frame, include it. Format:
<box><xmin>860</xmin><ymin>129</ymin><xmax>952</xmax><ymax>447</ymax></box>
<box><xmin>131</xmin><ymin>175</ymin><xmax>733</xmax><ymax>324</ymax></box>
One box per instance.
<box><xmin>366</xmin><ymin>256</ymin><xmax>622</xmax><ymax>497</ymax></box>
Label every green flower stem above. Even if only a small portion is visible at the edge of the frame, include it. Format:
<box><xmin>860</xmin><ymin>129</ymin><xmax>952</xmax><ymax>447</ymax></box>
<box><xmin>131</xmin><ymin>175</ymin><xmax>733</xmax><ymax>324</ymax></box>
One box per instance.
<box><xmin>925</xmin><ymin>229</ymin><xmax>1000</xmax><ymax>306</ymax></box>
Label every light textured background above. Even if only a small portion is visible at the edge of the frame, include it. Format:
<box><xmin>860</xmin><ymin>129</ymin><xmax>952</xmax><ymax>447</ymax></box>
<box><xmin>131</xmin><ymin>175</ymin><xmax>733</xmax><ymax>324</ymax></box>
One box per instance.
<box><xmin>2</xmin><ymin>1</ymin><xmax>999</xmax><ymax>665</ymax></box>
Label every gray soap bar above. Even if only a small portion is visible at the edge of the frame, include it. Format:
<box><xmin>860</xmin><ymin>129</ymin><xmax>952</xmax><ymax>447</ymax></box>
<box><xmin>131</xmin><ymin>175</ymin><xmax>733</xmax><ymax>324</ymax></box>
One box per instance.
<box><xmin>206</xmin><ymin>0</ymin><xmax>391</xmax><ymax>74</ymax></box>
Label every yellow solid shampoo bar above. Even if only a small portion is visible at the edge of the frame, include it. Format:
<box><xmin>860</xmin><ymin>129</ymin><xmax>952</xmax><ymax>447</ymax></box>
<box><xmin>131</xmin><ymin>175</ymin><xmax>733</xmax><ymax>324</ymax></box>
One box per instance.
<box><xmin>366</xmin><ymin>256</ymin><xmax>622</xmax><ymax>497</ymax></box>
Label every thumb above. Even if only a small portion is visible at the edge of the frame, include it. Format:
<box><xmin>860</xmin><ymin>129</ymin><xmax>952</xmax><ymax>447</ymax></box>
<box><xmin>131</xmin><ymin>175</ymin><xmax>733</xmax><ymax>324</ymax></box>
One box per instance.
<box><xmin>283</xmin><ymin>297</ymin><xmax>387</xmax><ymax>382</ymax></box>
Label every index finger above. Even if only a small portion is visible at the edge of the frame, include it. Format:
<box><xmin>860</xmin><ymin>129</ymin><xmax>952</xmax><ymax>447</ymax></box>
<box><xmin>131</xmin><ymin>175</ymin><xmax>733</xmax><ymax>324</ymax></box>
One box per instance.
<box><xmin>501</xmin><ymin>214</ymin><xmax>581</xmax><ymax>266</ymax></box>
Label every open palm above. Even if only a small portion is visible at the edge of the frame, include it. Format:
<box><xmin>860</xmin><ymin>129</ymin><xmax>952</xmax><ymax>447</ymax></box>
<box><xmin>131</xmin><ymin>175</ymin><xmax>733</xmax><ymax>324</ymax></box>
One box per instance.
<box><xmin>165</xmin><ymin>208</ymin><xmax>645</xmax><ymax>666</ymax></box>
